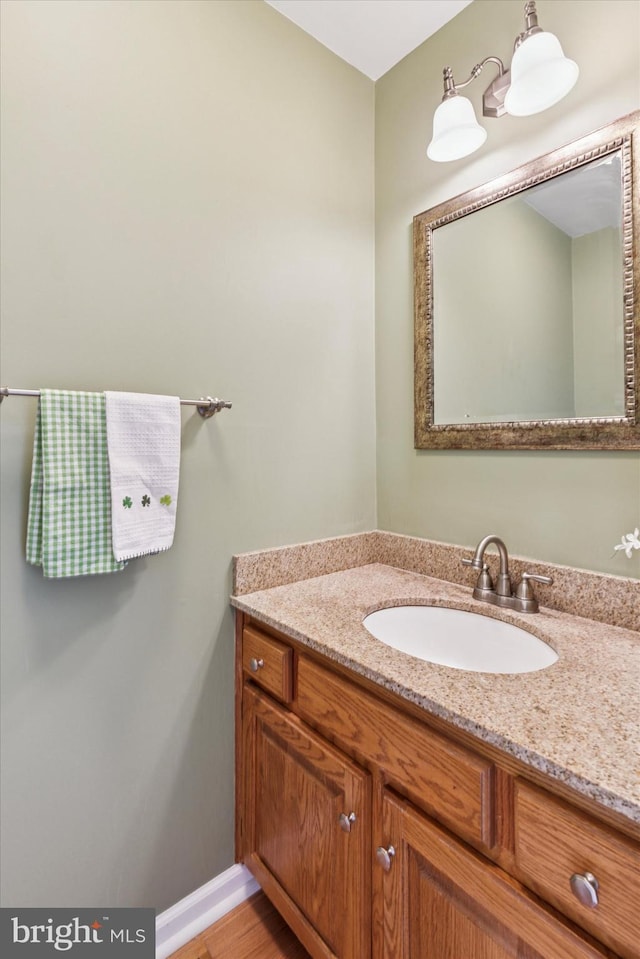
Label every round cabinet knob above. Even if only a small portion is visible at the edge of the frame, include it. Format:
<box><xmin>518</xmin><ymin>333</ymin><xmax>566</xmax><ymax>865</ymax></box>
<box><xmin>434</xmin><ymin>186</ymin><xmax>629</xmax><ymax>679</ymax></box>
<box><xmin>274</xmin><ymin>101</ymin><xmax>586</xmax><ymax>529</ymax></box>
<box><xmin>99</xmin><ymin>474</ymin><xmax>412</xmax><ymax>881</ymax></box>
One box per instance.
<box><xmin>249</xmin><ymin>657</ymin><xmax>264</xmax><ymax>673</ymax></box>
<box><xmin>570</xmin><ymin>872</ymin><xmax>599</xmax><ymax>908</ymax></box>
<box><xmin>376</xmin><ymin>845</ymin><xmax>396</xmax><ymax>872</ymax></box>
<box><xmin>339</xmin><ymin>812</ymin><xmax>356</xmax><ymax>833</ymax></box>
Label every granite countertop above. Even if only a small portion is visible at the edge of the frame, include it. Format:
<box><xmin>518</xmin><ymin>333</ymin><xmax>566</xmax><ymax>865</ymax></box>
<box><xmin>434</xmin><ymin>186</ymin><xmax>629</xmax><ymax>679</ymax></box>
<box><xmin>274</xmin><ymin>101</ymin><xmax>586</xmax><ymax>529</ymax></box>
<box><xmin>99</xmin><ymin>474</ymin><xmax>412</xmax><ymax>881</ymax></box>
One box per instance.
<box><xmin>232</xmin><ymin>562</ymin><xmax>640</xmax><ymax>826</ymax></box>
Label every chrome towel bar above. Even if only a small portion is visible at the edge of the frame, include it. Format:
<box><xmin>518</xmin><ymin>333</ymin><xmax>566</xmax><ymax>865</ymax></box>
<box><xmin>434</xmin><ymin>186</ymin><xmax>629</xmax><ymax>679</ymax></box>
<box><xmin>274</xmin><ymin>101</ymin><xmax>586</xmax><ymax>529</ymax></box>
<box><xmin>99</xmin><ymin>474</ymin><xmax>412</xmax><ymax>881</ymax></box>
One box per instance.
<box><xmin>0</xmin><ymin>387</ymin><xmax>232</xmax><ymax>419</ymax></box>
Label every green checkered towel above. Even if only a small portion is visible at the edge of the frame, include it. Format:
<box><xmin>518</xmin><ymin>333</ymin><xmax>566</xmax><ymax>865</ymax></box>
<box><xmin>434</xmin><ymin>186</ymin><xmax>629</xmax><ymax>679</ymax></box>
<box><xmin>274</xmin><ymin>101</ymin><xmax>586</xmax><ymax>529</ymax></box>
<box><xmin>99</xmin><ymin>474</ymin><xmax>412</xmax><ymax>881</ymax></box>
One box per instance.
<box><xmin>26</xmin><ymin>389</ymin><xmax>126</xmax><ymax>578</ymax></box>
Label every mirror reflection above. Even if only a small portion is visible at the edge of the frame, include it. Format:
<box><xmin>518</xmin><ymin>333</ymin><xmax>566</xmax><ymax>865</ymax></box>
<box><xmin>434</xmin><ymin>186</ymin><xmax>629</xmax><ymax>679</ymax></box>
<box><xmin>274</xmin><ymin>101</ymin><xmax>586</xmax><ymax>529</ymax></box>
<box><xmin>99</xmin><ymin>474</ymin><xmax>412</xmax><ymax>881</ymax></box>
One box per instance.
<box><xmin>433</xmin><ymin>154</ymin><xmax>623</xmax><ymax>425</ymax></box>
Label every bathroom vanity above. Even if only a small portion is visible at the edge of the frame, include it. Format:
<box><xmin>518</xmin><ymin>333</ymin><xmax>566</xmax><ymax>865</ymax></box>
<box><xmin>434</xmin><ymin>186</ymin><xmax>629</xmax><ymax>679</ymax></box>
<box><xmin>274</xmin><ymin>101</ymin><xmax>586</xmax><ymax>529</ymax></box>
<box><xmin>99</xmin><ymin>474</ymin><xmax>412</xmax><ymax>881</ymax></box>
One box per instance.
<box><xmin>232</xmin><ymin>535</ymin><xmax>640</xmax><ymax>959</ymax></box>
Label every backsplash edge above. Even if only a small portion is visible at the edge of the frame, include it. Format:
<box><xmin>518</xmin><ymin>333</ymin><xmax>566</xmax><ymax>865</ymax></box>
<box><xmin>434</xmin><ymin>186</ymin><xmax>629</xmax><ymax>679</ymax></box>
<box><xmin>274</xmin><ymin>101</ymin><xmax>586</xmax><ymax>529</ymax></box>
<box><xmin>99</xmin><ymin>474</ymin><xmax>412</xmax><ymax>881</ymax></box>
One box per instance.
<box><xmin>233</xmin><ymin>530</ymin><xmax>639</xmax><ymax>631</ymax></box>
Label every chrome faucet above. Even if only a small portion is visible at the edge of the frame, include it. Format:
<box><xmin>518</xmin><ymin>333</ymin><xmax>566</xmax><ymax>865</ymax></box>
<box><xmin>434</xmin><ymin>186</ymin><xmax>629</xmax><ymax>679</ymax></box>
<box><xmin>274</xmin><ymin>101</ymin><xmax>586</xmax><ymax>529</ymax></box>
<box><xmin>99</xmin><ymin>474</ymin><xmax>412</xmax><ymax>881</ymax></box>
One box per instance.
<box><xmin>462</xmin><ymin>534</ymin><xmax>553</xmax><ymax>613</ymax></box>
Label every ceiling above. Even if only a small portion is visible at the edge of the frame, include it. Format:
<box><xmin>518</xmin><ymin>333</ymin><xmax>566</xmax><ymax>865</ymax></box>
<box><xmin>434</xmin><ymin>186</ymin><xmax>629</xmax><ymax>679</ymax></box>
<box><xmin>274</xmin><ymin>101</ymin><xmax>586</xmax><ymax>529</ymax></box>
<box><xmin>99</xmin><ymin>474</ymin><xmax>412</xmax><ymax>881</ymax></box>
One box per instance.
<box><xmin>264</xmin><ymin>0</ymin><xmax>473</xmax><ymax>81</ymax></box>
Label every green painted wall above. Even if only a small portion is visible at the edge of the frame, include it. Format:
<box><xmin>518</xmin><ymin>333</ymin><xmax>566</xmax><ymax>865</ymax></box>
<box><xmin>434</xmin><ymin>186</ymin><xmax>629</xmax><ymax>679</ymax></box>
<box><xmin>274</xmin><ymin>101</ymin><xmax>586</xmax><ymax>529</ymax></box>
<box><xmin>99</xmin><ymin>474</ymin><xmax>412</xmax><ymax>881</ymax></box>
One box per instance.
<box><xmin>375</xmin><ymin>0</ymin><xmax>640</xmax><ymax>576</ymax></box>
<box><xmin>0</xmin><ymin>0</ymin><xmax>375</xmax><ymax>910</ymax></box>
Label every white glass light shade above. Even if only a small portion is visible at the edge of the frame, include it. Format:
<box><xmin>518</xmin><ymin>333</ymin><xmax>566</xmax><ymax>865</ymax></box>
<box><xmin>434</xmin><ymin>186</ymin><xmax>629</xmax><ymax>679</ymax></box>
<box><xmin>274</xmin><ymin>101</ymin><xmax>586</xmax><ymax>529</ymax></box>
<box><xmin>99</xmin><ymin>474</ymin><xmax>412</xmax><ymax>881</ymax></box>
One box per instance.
<box><xmin>504</xmin><ymin>32</ymin><xmax>579</xmax><ymax>117</ymax></box>
<box><xmin>427</xmin><ymin>95</ymin><xmax>487</xmax><ymax>162</ymax></box>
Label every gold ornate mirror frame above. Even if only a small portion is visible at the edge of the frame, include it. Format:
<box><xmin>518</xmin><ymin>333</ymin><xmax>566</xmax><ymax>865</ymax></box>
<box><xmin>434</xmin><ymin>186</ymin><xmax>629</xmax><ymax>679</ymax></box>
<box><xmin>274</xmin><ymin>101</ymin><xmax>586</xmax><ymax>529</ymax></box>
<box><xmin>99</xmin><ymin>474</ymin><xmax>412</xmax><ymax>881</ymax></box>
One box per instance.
<box><xmin>414</xmin><ymin>111</ymin><xmax>640</xmax><ymax>450</ymax></box>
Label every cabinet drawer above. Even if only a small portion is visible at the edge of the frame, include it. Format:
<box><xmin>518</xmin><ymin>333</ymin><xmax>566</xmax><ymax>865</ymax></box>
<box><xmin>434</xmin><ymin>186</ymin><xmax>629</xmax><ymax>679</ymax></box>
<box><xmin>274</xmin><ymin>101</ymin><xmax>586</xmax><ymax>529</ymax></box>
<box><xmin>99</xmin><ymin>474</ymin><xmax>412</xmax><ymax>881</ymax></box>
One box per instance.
<box><xmin>296</xmin><ymin>655</ymin><xmax>494</xmax><ymax>850</ymax></box>
<box><xmin>514</xmin><ymin>780</ymin><xmax>640</xmax><ymax>959</ymax></box>
<box><xmin>242</xmin><ymin>626</ymin><xmax>293</xmax><ymax>704</ymax></box>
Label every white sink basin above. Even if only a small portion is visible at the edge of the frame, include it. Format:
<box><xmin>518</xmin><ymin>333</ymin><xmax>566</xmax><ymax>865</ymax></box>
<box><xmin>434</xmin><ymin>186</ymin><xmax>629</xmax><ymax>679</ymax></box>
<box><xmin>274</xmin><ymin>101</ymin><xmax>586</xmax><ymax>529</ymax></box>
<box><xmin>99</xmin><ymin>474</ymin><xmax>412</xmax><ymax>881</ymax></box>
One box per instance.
<box><xmin>363</xmin><ymin>605</ymin><xmax>558</xmax><ymax>674</ymax></box>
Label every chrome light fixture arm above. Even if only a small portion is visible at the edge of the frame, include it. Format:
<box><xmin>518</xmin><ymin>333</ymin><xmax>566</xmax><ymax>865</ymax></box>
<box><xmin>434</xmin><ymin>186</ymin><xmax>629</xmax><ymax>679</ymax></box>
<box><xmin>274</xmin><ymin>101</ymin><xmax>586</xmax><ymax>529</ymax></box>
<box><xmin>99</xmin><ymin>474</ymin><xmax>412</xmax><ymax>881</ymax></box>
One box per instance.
<box><xmin>440</xmin><ymin>58</ymin><xmax>508</xmax><ymax>118</ymax></box>
<box><xmin>441</xmin><ymin>57</ymin><xmax>505</xmax><ymax>96</ymax></box>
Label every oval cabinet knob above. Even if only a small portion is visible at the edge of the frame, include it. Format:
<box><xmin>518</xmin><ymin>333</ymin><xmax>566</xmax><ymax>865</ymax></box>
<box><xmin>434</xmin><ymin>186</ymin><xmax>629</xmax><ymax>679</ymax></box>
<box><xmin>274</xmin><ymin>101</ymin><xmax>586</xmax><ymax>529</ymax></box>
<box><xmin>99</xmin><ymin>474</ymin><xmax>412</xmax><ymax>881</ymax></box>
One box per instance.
<box><xmin>249</xmin><ymin>657</ymin><xmax>264</xmax><ymax>673</ymax></box>
<box><xmin>376</xmin><ymin>845</ymin><xmax>396</xmax><ymax>872</ymax></box>
<box><xmin>339</xmin><ymin>812</ymin><xmax>356</xmax><ymax>833</ymax></box>
<box><xmin>570</xmin><ymin>872</ymin><xmax>599</xmax><ymax>908</ymax></box>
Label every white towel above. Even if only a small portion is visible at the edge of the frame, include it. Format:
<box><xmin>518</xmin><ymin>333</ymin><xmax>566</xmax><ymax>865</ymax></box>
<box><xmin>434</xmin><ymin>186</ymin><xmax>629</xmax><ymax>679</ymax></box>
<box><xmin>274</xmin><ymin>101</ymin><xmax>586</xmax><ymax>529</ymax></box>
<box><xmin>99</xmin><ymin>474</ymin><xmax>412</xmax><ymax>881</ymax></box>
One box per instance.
<box><xmin>105</xmin><ymin>391</ymin><xmax>181</xmax><ymax>561</ymax></box>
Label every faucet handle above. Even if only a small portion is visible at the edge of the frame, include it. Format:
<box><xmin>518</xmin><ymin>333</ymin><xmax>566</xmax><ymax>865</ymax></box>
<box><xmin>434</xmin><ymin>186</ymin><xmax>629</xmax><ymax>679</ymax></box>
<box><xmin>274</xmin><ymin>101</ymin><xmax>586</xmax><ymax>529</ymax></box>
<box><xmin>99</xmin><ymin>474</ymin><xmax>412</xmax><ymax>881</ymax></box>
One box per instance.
<box><xmin>463</xmin><ymin>560</ymin><xmax>494</xmax><ymax>593</ymax></box>
<box><xmin>517</xmin><ymin>572</ymin><xmax>553</xmax><ymax>592</ymax></box>
<box><xmin>514</xmin><ymin>572</ymin><xmax>553</xmax><ymax>612</ymax></box>
<box><xmin>476</xmin><ymin>564</ymin><xmax>494</xmax><ymax>591</ymax></box>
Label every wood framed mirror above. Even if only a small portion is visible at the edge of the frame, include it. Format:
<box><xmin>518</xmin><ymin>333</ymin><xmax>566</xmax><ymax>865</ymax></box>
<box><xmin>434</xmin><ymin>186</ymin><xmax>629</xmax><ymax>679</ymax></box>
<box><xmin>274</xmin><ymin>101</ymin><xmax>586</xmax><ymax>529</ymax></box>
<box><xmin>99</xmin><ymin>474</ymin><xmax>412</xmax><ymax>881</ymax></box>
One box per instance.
<box><xmin>414</xmin><ymin>111</ymin><xmax>640</xmax><ymax>450</ymax></box>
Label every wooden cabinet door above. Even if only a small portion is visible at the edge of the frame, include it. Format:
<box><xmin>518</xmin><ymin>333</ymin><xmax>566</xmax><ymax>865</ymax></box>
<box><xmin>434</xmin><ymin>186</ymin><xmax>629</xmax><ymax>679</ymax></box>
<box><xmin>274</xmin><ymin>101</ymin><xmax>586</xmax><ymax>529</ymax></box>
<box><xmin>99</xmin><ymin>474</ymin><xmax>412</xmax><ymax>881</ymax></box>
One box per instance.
<box><xmin>374</xmin><ymin>791</ymin><xmax>609</xmax><ymax>959</ymax></box>
<box><xmin>243</xmin><ymin>684</ymin><xmax>371</xmax><ymax>959</ymax></box>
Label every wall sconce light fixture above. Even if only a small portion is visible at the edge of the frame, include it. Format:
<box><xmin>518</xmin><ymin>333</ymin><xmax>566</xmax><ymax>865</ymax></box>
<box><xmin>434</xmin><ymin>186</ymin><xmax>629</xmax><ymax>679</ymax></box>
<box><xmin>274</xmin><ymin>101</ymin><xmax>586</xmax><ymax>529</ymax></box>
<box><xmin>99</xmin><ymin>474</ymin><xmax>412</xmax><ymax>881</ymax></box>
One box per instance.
<box><xmin>427</xmin><ymin>1</ymin><xmax>579</xmax><ymax>162</ymax></box>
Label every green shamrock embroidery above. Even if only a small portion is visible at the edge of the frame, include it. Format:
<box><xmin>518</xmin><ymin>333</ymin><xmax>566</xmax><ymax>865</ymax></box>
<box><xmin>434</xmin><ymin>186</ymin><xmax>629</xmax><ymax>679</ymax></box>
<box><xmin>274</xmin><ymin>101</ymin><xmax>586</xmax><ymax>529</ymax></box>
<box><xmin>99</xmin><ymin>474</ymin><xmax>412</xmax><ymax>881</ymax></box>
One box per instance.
<box><xmin>122</xmin><ymin>496</ymin><xmax>133</xmax><ymax>509</ymax></box>
<box><xmin>142</xmin><ymin>495</ymin><xmax>151</xmax><ymax>507</ymax></box>
<box><xmin>160</xmin><ymin>494</ymin><xmax>172</xmax><ymax>506</ymax></box>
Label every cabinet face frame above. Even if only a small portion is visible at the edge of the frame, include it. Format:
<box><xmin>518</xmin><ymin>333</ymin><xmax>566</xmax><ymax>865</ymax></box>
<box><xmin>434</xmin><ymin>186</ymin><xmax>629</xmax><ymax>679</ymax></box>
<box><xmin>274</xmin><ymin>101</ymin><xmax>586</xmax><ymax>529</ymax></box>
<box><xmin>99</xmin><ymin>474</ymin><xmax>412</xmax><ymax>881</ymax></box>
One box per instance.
<box><xmin>295</xmin><ymin>653</ymin><xmax>496</xmax><ymax>852</ymax></box>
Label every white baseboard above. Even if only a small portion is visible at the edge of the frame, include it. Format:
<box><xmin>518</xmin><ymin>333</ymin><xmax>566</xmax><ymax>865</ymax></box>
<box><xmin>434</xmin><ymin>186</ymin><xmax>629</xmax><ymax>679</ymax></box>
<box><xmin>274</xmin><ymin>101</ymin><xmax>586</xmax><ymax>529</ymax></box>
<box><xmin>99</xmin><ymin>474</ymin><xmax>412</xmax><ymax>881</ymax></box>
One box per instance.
<box><xmin>155</xmin><ymin>863</ymin><xmax>260</xmax><ymax>959</ymax></box>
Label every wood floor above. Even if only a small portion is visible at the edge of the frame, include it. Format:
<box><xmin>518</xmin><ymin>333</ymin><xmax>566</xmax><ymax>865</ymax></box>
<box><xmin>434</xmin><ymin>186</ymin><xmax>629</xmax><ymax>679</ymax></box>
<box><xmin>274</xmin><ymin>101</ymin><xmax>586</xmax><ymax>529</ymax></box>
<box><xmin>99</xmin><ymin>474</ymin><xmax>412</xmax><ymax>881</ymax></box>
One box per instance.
<box><xmin>167</xmin><ymin>892</ymin><xmax>311</xmax><ymax>959</ymax></box>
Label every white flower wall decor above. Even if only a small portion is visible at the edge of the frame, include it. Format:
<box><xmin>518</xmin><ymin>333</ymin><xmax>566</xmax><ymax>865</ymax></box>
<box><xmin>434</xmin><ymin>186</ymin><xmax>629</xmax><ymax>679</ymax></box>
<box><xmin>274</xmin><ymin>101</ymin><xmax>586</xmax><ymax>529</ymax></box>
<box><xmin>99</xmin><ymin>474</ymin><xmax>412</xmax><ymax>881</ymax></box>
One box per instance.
<box><xmin>614</xmin><ymin>528</ymin><xmax>640</xmax><ymax>558</ymax></box>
